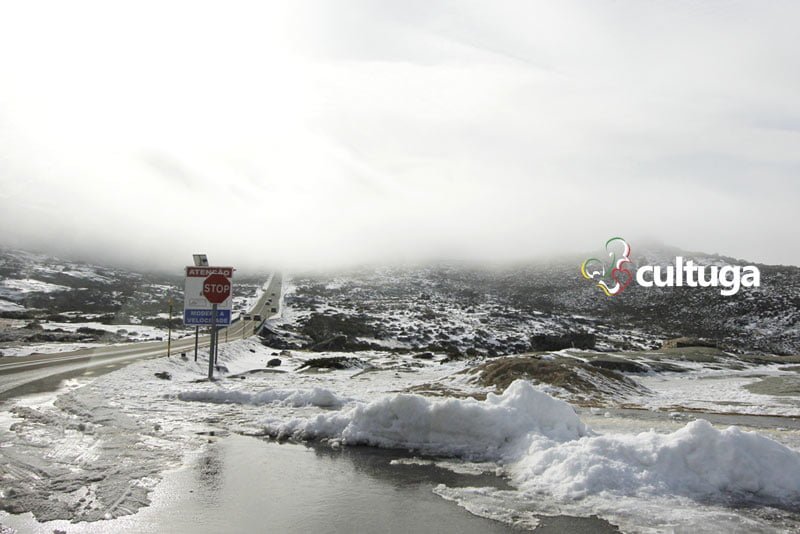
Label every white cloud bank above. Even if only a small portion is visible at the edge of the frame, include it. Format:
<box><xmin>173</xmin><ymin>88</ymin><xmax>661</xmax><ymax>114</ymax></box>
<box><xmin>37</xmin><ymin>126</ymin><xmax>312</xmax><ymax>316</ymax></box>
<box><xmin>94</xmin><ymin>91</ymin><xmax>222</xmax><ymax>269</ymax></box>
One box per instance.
<box><xmin>1</xmin><ymin>1</ymin><xmax>798</xmax><ymax>270</ymax></box>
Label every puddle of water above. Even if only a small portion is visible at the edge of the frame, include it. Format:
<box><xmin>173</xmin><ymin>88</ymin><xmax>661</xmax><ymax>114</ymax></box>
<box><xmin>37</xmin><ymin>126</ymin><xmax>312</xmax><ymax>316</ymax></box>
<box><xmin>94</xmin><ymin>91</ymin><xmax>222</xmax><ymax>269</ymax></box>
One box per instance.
<box><xmin>1</xmin><ymin>434</ymin><xmax>528</xmax><ymax>533</ymax></box>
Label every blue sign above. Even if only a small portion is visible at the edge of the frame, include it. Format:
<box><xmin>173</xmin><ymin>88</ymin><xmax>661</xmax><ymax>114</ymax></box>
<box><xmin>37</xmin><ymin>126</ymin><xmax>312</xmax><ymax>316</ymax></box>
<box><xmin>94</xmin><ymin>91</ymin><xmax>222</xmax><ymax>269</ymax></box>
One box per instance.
<box><xmin>184</xmin><ymin>308</ymin><xmax>231</xmax><ymax>326</ymax></box>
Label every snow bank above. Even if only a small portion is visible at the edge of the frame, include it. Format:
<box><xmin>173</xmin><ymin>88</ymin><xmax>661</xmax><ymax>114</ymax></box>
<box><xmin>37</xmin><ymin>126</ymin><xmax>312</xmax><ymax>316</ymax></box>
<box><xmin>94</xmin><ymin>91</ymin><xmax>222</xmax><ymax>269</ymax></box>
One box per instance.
<box><xmin>512</xmin><ymin>418</ymin><xmax>800</xmax><ymax>504</ymax></box>
<box><xmin>263</xmin><ymin>380</ymin><xmax>588</xmax><ymax>457</ymax></box>
<box><xmin>179</xmin><ymin>387</ymin><xmax>346</xmax><ymax>408</ymax></box>
<box><xmin>0</xmin><ymin>278</ymin><xmax>72</xmax><ymax>294</ymax></box>
<box><xmin>263</xmin><ymin>379</ymin><xmax>800</xmax><ymax>506</ymax></box>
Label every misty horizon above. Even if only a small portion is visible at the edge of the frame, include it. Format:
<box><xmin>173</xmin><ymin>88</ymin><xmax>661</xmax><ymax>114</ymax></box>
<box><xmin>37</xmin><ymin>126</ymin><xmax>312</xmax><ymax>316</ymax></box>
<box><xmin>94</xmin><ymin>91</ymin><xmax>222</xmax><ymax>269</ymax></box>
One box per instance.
<box><xmin>2</xmin><ymin>2</ymin><xmax>799</xmax><ymax>270</ymax></box>
<box><xmin>0</xmin><ymin>234</ymin><xmax>791</xmax><ymax>278</ymax></box>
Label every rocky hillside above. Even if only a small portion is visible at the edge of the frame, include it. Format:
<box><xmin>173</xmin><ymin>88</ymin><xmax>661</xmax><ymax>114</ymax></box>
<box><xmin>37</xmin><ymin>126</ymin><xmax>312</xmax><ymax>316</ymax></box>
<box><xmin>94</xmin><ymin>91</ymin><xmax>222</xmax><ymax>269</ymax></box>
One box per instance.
<box><xmin>268</xmin><ymin>245</ymin><xmax>800</xmax><ymax>356</ymax></box>
<box><xmin>499</xmin><ymin>245</ymin><xmax>800</xmax><ymax>355</ymax></box>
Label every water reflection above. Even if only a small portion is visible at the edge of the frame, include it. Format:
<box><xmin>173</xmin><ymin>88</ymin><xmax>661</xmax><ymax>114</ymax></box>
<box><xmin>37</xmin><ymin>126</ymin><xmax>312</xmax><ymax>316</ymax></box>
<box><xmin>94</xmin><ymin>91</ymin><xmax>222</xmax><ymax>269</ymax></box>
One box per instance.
<box><xmin>305</xmin><ymin>441</ymin><xmax>514</xmax><ymax>491</ymax></box>
<box><xmin>195</xmin><ymin>437</ymin><xmax>224</xmax><ymax>498</ymax></box>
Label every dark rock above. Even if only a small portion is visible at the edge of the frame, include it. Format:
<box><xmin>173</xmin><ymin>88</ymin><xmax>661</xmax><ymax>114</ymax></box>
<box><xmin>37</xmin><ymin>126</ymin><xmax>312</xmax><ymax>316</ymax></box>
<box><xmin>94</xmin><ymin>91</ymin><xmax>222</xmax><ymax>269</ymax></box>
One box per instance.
<box><xmin>154</xmin><ymin>371</ymin><xmax>171</xmax><ymax>380</ymax></box>
<box><xmin>646</xmin><ymin>361</ymin><xmax>690</xmax><ymax>373</ymax></box>
<box><xmin>259</xmin><ymin>324</ymin><xmax>304</xmax><ymax>350</ymax></box>
<box><xmin>300</xmin><ymin>312</ymin><xmax>381</xmax><ymax>343</ymax></box>
<box><xmin>588</xmin><ymin>357</ymin><xmax>649</xmax><ymax>374</ymax></box>
<box><xmin>309</xmin><ymin>334</ymin><xmax>380</xmax><ymax>352</ymax></box>
<box><xmin>76</xmin><ymin>326</ymin><xmax>108</xmax><ymax>336</ymax></box>
<box><xmin>661</xmin><ymin>337</ymin><xmax>717</xmax><ymax>349</ymax></box>
<box><xmin>530</xmin><ymin>333</ymin><xmax>596</xmax><ymax>351</ymax></box>
<box><xmin>298</xmin><ymin>356</ymin><xmax>367</xmax><ymax>370</ymax></box>
<box><xmin>412</xmin><ymin>352</ymin><xmax>435</xmax><ymax>360</ymax></box>
<box><xmin>267</xmin><ymin>358</ymin><xmax>282</xmax><ymax>367</ymax></box>
<box><xmin>309</xmin><ymin>335</ymin><xmax>349</xmax><ymax>351</ymax></box>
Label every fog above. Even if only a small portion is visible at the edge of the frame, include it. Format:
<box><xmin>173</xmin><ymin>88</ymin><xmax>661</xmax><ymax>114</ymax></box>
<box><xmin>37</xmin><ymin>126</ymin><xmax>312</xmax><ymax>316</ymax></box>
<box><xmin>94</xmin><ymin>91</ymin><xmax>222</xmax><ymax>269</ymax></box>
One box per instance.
<box><xmin>1</xmin><ymin>1</ymin><xmax>799</xmax><ymax>272</ymax></box>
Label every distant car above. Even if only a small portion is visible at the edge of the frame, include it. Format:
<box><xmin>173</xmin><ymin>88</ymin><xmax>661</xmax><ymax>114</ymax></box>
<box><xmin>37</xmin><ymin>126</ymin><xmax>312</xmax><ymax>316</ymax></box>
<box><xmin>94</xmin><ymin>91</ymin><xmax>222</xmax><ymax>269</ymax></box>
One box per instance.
<box><xmin>253</xmin><ymin>315</ymin><xmax>262</xmax><ymax>322</ymax></box>
<box><xmin>271</xmin><ymin>292</ymin><xmax>276</xmax><ymax>296</ymax></box>
<box><xmin>244</xmin><ymin>315</ymin><xmax>251</xmax><ymax>320</ymax></box>
<box><xmin>271</xmin><ymin>307</ymin><xmax>277</xmax><ymax>313</ymax></box>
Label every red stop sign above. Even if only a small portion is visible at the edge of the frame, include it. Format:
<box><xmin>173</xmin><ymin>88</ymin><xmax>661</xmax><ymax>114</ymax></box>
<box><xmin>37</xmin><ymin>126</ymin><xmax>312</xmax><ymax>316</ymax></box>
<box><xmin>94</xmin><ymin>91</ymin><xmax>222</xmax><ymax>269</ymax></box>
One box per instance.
<box><xmin>202</xmin><ymin>273</ymin><xmax>231</xmax><ymax>304</ymax></box>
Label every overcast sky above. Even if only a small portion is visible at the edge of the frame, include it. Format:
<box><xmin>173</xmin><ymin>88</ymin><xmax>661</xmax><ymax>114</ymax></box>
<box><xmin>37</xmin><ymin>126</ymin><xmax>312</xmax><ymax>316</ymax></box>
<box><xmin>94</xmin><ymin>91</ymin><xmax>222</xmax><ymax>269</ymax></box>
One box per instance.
<box><xmin>1</xmin><ymin>1</ymin><xmax>798</xmax><ymax>271</ymax></box>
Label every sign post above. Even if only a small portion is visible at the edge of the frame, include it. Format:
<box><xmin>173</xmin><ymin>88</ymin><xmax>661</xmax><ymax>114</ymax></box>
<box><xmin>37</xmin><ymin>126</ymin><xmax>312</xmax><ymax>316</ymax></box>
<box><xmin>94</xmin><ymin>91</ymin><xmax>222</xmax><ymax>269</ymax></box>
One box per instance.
<box><xmin>183</xmin><ymin>265</ymin><xmax>233</xmax><ymax>380</ymax></box>
<box><xmin>208</xmin><ymin>304</ymin><xmax>217</xmax><ymax>380</ymax></box>
<box><xmin>200</xmin><ymin>271</ymin><xmax>232</xmax><ymax>380</ymax></box>
<box><xmin>167</xmin><ymin>299</ymin><xmax>173</xmax><ymax>357</ymax></box>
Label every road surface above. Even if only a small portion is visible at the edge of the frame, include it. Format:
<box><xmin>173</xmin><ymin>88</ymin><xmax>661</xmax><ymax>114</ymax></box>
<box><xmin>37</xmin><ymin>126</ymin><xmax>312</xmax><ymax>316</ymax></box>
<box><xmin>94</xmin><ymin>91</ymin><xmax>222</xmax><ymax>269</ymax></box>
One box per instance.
<box><xmin>0</xmin><ymin>273</ymin><xmax>282</xmax><ymax>400</ymax></box>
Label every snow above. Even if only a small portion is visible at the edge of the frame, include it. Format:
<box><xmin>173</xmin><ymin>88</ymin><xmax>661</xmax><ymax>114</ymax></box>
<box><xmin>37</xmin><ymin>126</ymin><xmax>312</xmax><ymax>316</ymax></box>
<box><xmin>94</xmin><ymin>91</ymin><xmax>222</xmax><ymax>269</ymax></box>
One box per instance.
<box><xmin>8</xmin><ymin>279</ymin><xmax>65</xmax><ymax>295</ymax></box>
<box><xmin>178</xmin><ymin>386</ymin><xmax>348</xmax><ymax>408</ymax></box>
<box><xmin>58</xmin><ymin>268</ymin><xmax>113</xmax><ymax>284</ymax></box>
<box><xmin>264</xmin><ymin>380</ymin><xmax>587</xmax><ymax>456</ymax></box>
<box><xmin>263</xmin><ymin>379</ymin><xmax>800</xmax><ymax>508</ymax></box>
<box><xmin>39</xmin><ymin>321</ymin><xmax>171</xmax><ymax>340</ymax></box>
<box><xmin>4</xmin><ymin>331</ymin><xmax>800</xmax><ymax>532</ymax></box>
<box><xmin>0</xmin><ymin>298</ymin><xmax>26</xmax><ymax>311</ymax></box>
<box><xmin>512</xmin><ymin>419</ymin><xmax>800</xmax><ymax>504</ymax></box>
<box><xmin>0</xmin><ymin>278</ymin><xmax>72</xmax><ymax>294</ymax></box>
<box><xmin>629</xmin><ymin>364</ymin><xmax>800</xmax><ymax>416</ymax></box>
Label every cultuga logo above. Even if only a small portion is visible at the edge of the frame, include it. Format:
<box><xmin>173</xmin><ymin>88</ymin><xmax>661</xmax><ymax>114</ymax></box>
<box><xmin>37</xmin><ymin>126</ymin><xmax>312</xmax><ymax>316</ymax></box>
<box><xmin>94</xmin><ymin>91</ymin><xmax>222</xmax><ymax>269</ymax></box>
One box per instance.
<box><xmin>581</xmin><ymin>237</ymin><xmax>761</xmax><ymax>297</ymax></box>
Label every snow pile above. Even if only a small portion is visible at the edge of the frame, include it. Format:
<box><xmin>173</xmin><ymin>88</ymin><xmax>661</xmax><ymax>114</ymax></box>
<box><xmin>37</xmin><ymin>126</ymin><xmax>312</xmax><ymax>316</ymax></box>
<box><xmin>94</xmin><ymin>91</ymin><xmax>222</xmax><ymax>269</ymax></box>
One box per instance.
<box><xmin>512</xmin><ymin>418</ymin><xmax>800</xmax><ymax>504</ymax></box>
<box><xmin>263</xmin><ymin>379</ymin><xmax>800</xmax><ymax>506</ymax></box>
<box><xmin>0</xmin><ymin>278</ymin><xmax>72</xmax><ymax>294</ymax></box>
<box><xmin>263</xmin><ymin>380</ymin><xmax>588</xmax><ymax>457</ymax></box>
<box><xmin>179</xmin><ymin>386</ymin><xmax>347</xmax><ymax>408</ymax></box>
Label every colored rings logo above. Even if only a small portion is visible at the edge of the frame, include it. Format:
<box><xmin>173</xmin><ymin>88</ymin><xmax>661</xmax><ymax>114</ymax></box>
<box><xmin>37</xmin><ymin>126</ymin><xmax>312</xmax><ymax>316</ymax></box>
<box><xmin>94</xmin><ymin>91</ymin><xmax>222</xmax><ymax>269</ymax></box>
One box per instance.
<box><xmin>581</xmin><ymin>237</ymin><xmax>633</xmax><ymax>297</ymax></box>
<box><xmin>581</xmin><ymin>237</ymin><xmax>761</xmax><ymax>297</ymax></box>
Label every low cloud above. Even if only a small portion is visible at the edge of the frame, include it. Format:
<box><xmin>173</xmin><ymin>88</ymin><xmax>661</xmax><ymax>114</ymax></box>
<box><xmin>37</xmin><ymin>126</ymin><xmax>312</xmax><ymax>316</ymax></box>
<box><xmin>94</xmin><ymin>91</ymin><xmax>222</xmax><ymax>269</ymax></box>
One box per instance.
<box><xmin>1</xmin><ymin>1</ymin><xmax>798</xmax><ymax>271</ymax></box>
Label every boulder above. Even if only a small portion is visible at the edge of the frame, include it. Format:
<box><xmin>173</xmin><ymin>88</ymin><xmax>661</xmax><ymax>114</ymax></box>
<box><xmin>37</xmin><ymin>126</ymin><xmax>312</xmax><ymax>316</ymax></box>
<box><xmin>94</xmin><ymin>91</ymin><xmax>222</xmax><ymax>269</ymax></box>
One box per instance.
<box><xmin>661</xmin><ymin>337</ymin><xmax>717</xmax><ymax>349</ymax></box>
<box><xmin>588</xmin><ymin>357</ymin><xmax>649</xmax><ymax>374</ymax></box>
<box><xmin>530</xmin><ymin>333</ymin><xmax>596</xmax><ymax>351</ymax></box>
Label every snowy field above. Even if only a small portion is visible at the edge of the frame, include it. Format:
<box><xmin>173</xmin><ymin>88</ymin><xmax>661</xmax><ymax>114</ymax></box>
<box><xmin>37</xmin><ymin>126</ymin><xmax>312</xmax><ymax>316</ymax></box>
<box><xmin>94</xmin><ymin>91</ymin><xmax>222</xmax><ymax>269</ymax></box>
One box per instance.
<box><xmin>3</xmin><ymin>338</ymin><xmax>800</xmax><ymax>533</ymax></box>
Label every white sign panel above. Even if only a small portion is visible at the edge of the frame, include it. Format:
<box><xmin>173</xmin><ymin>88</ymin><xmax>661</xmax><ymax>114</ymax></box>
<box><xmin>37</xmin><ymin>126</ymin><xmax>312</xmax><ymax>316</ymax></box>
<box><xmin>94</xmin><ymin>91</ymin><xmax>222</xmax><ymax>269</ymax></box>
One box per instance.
<box><xmin>184</xmin><ymin>266</ymin><xmax>234</xmax><ymax>325</ymax></box>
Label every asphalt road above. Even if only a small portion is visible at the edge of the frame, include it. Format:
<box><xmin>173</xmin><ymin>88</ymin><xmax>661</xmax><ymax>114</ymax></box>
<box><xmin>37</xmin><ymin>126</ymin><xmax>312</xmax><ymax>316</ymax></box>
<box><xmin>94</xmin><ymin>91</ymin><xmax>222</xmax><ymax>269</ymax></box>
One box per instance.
<box><xmin>0</xmin><ymin>273</ymin><xmax>282</xmax><ymax>400</ymax></box>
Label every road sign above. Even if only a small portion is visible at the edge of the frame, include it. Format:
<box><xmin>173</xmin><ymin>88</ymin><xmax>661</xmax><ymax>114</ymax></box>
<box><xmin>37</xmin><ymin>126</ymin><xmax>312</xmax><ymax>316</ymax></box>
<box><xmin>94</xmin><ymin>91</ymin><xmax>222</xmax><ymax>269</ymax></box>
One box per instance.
<box><xmin>184</xmin><ymin>308</ymin><xmax>231</xmax><ymax>324</ymax></box>
<box><xmin>202</xmin><ymin>273</ymin><xmax>231</xmax><ymax>304</ymax></box>
<box><xmin>184</xmin><ymin>266</ymin><xmax>233</xmax><ymax>326</ymax></box>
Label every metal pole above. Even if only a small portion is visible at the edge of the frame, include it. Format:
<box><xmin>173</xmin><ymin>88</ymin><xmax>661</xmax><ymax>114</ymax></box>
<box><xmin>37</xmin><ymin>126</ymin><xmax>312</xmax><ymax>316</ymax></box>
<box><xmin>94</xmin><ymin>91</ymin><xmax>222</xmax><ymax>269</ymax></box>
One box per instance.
<box><xmin>214</xmin><ymin>326</ymin><xmax>220</xmax><ymax>364</ymax></box>
<box><xmin>208</xmin><ymin>303</ymin><xmax>217</xmax><ymax>380</ymax></box>
<box><xmin>242</xmin><ymin>317</ymin><xmax>246</xmax><ymax>340</ymax></box>
<box><xmin>194</xmin><ymin>326</ymin><xmax>199</xmax><ymax>362</ymax></box>
<box><xmin>167</xmin><ymin>299</ymin><xmax>173</xmax><ymax>357</ymax></box>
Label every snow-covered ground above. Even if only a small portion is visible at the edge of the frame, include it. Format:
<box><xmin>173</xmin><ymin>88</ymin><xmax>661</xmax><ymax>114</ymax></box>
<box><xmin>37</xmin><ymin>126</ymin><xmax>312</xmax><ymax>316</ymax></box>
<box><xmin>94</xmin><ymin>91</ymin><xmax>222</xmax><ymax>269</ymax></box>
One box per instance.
<box><xmin>0</xmin><ymin>299</ymin><xmax>25</xmax><ymax>312</ymax></box>
<box><xmin>629</xmin><ymin>364</ymin><xmax>800</xmax><ymax>416</ymax></box>
<box><xmin>0</xmin><ymin>278</ymin><xmax>72</xmax><ymax>296</ymax></box>
<box><xmin>37</xmin><ymin>321</ymin><xmax>172</xmax><ymax>339</ymax></box>
<box><xmin>3</xmin><ymin>339</ymin><xmax>800</xmax><ymax>533</ymax></box>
